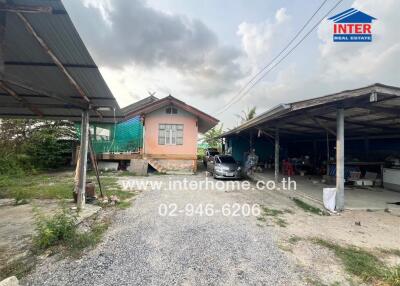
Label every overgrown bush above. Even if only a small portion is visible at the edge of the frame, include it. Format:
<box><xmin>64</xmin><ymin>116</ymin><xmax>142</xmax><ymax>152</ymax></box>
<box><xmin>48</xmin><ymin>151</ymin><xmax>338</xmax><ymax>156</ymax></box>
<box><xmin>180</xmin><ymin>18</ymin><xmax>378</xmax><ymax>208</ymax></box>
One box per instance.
<box><xmin>33</xmin><ymin>204</ymin><xmax>109</xmax><ymax>256</ymax></box>
<box><xmin>0</xmin><ymin>119</ymin><xmax>75</xmax><ymax>174</ymax></box>
<box><xmin>33</xmin><ymin>205</ymin><xmax>77</xmax><ymax>249</ymax></box>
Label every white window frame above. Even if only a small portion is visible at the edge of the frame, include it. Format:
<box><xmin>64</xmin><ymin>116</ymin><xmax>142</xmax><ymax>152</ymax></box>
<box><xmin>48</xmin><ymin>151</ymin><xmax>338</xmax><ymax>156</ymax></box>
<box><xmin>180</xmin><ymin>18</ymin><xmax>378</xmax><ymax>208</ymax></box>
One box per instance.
<box><xmin>158</xmin><ymin>124</ymin><xmax>183</xmax><ymax>145</ymax></box>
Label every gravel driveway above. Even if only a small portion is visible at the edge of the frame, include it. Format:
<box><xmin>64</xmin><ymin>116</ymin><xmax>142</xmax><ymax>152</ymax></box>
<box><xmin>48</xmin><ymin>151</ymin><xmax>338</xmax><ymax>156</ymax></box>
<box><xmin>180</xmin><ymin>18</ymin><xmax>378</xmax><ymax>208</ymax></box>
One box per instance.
<box><xmin>24</xmin><ymin>173</ymin><xmax>302</xmax><ymax>286</ymax></box>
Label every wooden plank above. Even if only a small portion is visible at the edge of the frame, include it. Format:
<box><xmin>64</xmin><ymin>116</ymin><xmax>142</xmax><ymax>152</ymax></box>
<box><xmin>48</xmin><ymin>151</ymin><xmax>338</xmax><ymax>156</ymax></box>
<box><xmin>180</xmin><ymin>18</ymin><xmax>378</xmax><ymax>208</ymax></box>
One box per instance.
<box><xmin>144</xmin><ymin>153</ymin><xmax>197</xmax><ymax>160</ymax></box>
<box><xmin>97</xmin><ymin>153</ymin><xmax>197</xmax><ymax>161</ymax></box>
<box><xmin>0</xmin><ymin>11</ymin><xmax>5</xmax><ymax>80</ymax></box>
<box><xmin>77</xmin><ymin>110</ymin><xmax>89</xmax><ymax>210</ymax></box>
<box><xmin>97</xmin><ymin>153</ymin><xmax>142</xmax><ymax>160</ymax></box>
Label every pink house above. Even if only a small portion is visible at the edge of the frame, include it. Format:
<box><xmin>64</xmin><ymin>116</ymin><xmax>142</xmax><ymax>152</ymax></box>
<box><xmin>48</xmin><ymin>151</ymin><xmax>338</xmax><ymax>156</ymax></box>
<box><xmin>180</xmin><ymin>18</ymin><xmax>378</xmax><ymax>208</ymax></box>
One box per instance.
<box><xmin>123</xmin><ymin>95</ymin><xmax>218</xmax><ymax>173</ymax></box>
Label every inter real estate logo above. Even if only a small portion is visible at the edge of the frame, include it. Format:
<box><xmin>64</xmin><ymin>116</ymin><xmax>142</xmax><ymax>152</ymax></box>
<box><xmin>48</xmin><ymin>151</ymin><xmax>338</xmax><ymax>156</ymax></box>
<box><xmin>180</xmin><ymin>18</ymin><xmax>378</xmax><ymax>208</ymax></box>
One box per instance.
<box><xmin>328</xmin><ymin>8</ymin><xmax>377</xmax><ymax>42</ymax></box>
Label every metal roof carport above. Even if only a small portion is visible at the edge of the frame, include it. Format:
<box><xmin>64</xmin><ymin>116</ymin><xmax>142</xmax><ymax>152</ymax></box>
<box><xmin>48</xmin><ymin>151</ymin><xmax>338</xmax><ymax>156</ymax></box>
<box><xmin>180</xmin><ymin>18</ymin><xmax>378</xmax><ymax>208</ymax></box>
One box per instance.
<box><xmin>0</xmin><ymin>0</ymin><xmax>123</xmax><ymax>209</ymax></box>
<box><xmin>221</xmin><ymin>83</ymin><xmax>400</xmax><ymax>211</ymax></box>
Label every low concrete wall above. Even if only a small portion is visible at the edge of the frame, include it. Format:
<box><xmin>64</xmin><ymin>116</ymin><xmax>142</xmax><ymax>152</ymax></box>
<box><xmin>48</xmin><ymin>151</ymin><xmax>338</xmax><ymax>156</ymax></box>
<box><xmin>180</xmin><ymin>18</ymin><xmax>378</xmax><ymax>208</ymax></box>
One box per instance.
<box><xmin>152</xmin><ymin>159</ymin><xmax>195</xmax><ymax>173</ymax></box>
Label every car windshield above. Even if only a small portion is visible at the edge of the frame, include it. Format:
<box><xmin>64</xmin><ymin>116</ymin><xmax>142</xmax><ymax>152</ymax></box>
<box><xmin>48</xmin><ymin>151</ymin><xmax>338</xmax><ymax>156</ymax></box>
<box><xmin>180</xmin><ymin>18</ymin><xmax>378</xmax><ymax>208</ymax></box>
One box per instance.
<box><xmin>218</xmin><ymin>156</ymin><xmax>236</xmax><ymax>164</ymax></box>
<box><xmin>209</xmin><ymin>151</ymin><xmax>219</xmax><ymax>156</ymax></box>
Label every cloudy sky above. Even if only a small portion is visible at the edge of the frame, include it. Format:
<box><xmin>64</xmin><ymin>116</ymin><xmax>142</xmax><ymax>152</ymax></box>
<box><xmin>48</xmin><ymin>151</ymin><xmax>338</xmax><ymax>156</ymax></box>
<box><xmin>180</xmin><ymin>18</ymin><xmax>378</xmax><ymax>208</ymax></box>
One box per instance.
<box><xmin>64</xmin><ymin>0</ymin><xmax>400</xmax><ymax>129</ymax></box>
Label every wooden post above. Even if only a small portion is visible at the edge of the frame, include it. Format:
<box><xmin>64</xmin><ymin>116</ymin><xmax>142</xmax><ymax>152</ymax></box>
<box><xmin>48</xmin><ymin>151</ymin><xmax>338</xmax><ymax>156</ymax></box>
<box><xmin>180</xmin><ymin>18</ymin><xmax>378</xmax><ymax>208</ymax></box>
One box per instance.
<box><xmin>0</xmin><ymin>10</ymin><xmax>6</xmax><ymax>80</ymax></box>
<box><xmin>275</xmin><ymin>128</ymin><xmax>280</xmax><ymax>183</ymax></box>
<box><xmin>336</xmin><ymin>108</ymin><xmax>345</xmax><ymax>211</ymax></box>
<box><xmin>77</xmin><ymin>110</ymin><xmax>89</xmax><ymax>210</ymax></box>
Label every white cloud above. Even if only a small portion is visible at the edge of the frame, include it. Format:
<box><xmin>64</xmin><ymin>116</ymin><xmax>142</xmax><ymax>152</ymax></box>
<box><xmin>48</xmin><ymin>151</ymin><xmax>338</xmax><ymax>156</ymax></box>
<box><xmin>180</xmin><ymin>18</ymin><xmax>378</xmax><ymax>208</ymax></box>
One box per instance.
<box><xmin>64</xmin><ymin>0</ymin><xmax>400</xmax><ymax>129</ymax></box>
<box><xmin>228</xmin><ymin>0</ymin><xmax>400</xmax><ymax>127</ymax></box>
<box><xmin>317</xmin><ymin>0</ymin><xmax>400</xmax><ymax>84</ymax></box>
<box><xmin>237</xmin><ymin>8</ymin><xmax>291</xmax><ymax>70</ymax></box>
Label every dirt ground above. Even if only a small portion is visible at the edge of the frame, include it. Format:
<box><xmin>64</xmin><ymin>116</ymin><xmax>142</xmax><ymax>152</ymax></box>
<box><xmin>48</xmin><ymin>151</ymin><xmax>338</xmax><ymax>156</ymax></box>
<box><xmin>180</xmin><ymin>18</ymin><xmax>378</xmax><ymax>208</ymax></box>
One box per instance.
<box><xmin>225</xmin><ymin>177</ymin><xmax>400</xmax><ymax>285</ymax></box>
<box><xmin>0</xmin><ymin>199</ymin><xmax>100</xmax><ymax>270</ymax></box>
<box><xmin>122</xmin><ymin>170</ymin><xmax>400</xmax><ymax>285</ymax></box>
<box><xmin>2</xmin><ymin>170</ymin><xmax>399</xmax><ymax>285</ymax></box>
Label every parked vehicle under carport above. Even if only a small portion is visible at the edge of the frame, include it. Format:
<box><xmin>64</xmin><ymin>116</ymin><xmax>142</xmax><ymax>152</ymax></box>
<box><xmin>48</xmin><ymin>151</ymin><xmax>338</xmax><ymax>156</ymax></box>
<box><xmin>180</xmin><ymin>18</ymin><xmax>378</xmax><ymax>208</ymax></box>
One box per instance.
<box><xmin>203</xmin><ymin>148</ymin><xmax>220</xmax><ymax>167</ymax></box>
<box><xmin>207</xmin><ymin>155</ymin><xmax>242</xmax><ymax>179</ymax></box>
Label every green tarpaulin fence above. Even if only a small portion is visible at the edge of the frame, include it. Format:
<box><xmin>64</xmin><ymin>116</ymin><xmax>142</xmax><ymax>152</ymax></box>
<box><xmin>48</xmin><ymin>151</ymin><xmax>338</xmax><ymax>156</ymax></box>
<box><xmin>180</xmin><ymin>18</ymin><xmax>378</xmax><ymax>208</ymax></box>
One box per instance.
<box><xmin>76</xmin><ymin>116</ymin><xmax>143</xmax><ymax>154</ymax></box>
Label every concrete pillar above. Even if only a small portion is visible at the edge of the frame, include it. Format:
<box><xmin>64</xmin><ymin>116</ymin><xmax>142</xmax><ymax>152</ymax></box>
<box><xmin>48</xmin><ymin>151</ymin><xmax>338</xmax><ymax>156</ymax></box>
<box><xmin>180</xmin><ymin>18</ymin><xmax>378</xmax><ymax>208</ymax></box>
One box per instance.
<box><xmin>77</xmin><ymin>110</ymin><xmax>89</xmax><ymax>210</ymax></box>
<box><xmin>326</xmin><ymin>132</ymin><xmax>330</xmax><ymax>176</ymax></box>
<box><xmin>336</xmin><ymin>108</ymin><xmax>345</xmax><ymax>211</ymax></box>
<box><xmin>275</xmin><ymin>128</ymin><xmax>280</xmax><ymax>183</ymax></box>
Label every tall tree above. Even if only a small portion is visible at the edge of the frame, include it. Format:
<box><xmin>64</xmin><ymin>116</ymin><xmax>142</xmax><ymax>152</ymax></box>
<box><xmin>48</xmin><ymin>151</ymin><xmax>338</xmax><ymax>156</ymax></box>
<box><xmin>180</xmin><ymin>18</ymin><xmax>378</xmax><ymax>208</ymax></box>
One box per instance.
<box><xmin>202</xmin><ymin>124</ymin><xmax>223</xmax><ymax>148</ymax></box>
<box><xmin>0</xmin><ymin>119</ymin><xmax>77</xmax><ymax>172</ymax></box>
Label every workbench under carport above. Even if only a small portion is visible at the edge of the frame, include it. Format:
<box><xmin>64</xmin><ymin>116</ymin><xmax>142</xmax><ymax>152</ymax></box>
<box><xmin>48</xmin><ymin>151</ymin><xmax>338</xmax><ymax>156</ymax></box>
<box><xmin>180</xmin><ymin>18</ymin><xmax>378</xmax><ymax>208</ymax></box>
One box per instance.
<box><xmin>222</xmin><ymin>84</ymin><xmax>400</xmax><ymax>211</ymax></box>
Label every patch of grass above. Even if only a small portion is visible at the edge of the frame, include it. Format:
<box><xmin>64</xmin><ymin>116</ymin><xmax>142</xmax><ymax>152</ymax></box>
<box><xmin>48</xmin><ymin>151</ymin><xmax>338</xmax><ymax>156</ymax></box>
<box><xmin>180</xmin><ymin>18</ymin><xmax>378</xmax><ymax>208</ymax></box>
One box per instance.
<box><xmin>33</xmin><ymin>204</ymin><xmax>109</xmax><ymax>257</ymax></box>
<box><xmin>312</xmin><ymin>238</ymin><xmax>400</xmax><ymax>285</ymax></box>
<box><xmin>275</xmin><ymin>217</ymin><xmax>288</xmax><ymax>228</ymax></box>
<box><xmin>384</xmin><ymin>266</ymin><xmax>400</xmax><ymax>286</ymax></box>
<box><xmin>0</xmin><ymin>173</ymin><xmax>74</xmax><ymax>201</ymax></box>
<box><xmin>379</xmin><ymin>248</ymin><xmax>400</xmax><ymax>257</ymax></box>
<box><xmin>261</xmin><ymin>206</ymin><xmax>284</xmax><ymax>216</ymax></box>
<box><xmin>293</xmin><ymin>198</ymin><xmax>328</xmax><ymax>216</ymax></box>
<box><xmin>0</xmin><ymin>256</ymin><xmax>36</xmax><ymax>280</ymax></box>
<box><xmin>66</xmin><ymin>222</ymin><xmax>109</xmax><ymax>257</ymax></box>
<box><xmin>277</xmin><ymin>242</ymin><xmax>292</xmax><ymax>252</ymax></box>
<box><xmin>257</xmin><ymin>206</ymin><xmax>289</xmax><ymax>227</ymax></box>
<box><xmin>116</xmin><ymin>200</ymin><xmax>132</xmax><ymax>209</ymax></box>
<box><xmin>98</xmin><ymin>176</ymin><xmax>135</xmax><ymax>201</ymax></box>
<box><xmin>116</xmin><ymin>171</ymin><xmax>139</xmax><ymax>177</ymax></box>
<box><xmin>288</xmin><ymin>235</ymin><xmax>301</xmax><ymax>244</ymax></box>
<box><xmin>152</xmin><ymin>171</ymin><xmax>167</xmax><ymax>175</ymax></box>
<box><xmin>256</xmin><ymin>216</ymin><xmax>266</xmax><ymax>222</ymax></box>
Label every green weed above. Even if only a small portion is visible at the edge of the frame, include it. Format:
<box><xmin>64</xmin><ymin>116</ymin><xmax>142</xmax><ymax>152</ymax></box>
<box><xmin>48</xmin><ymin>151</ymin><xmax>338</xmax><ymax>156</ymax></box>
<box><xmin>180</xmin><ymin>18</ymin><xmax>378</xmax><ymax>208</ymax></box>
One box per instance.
<box><xmin>293</xmin><ymin>198</ymin><xmax>328</xmax><ymax>215</ymax></box>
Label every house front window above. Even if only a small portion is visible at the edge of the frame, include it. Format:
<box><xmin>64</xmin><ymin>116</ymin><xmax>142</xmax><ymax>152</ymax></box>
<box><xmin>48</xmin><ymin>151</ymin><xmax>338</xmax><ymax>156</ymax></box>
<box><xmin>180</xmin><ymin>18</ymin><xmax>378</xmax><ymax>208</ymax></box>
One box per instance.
<box><xmin>158</xmin><ymin>124</ymin><xmax>183</xmax><ymax>145</ymax></box>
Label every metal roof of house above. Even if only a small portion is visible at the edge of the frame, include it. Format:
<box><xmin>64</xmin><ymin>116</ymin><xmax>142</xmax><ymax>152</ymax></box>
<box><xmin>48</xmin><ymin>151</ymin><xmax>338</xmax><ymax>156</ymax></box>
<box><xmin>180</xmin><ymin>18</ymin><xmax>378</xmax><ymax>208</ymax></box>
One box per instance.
<box><xmin>222</xmin><ymin>83</ymin><xmax>400</xmax><ymax>139</ymax></box>
<box><xmin>0</xmin><ymin>0</ymin><xmax>122</xmax><ymax>122</ymax></box>
<box><xmin>121</xmin><ymin>95</ymin><xmax>159</xmax><ymax>116</ymax></box>
<box><xmin>123</xmin><ymin>95</ymin><xmax>219</xmax><ymax>133</ymax></box>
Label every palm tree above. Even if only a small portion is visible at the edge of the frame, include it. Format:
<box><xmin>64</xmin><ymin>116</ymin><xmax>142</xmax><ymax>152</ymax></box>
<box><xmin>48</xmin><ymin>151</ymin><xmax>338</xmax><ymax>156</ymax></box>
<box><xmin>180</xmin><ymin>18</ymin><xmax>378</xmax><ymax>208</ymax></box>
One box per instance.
<box><xmin>236</xmin><ymin>107</ymin><xmax>256</xmax><ymax>124</ymax></box>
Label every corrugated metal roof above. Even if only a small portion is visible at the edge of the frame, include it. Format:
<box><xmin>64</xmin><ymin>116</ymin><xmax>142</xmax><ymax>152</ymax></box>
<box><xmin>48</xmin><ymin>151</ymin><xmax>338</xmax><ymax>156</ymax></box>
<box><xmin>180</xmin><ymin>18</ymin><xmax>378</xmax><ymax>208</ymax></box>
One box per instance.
<box><xmin>1</xmin><ymin>0</ymin><xmax>122</xmax><ymax>122</ymax></box>
<box><xmin>221</xmin><ymin>83</ymin><xmax>400</xmax><ymax>138</ymax></box>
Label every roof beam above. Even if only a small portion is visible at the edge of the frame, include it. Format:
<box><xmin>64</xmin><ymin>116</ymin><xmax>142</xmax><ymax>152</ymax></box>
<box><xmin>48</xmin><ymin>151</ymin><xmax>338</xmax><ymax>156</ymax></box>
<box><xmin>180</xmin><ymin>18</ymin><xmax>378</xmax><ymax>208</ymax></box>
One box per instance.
<box><xmin>316</xmin><ymin>115</ymin><xmax>400</xmax><ymax>131</ymax></box>
<box><xmin>306</xmin><ymin>112</ymin><xmax>336</xmax><ymax>136</ymax></box>
<box><xmin>0</xmin><ymin>81</ymin><xmax>43</xmax><ymax>116</ymax></box>
<box><xmin>16</xmin><ymin>12</ymin><xmax>104</xmax><ymax>119</ymax></box>
<box><xmin>4</xmin><ymin>61</ymin><xmax>97</xmax><ymax>69</ymax></box>
<box><xmin>0</xmin><ymin>3</ymin><xmax>52</xmax><ymax>13</ymax></box>
<box><xmin>360</xmin><ymin>105</ymin><xmax>400</xmax><ymax>116</ymax></box>
<box><xmin>4</xmin><ymin>78</ymin><xmax>88</xmax><ymax>109</ymax></box>
<box><xmin>16</xmin><ymin>12</ymin><xmax>90</xmax><ymax>103</ymax></box>
<box><xmin>0</xmin><ymin>102</ymin><xmax>79</xmax><ymax>109</ymax></box>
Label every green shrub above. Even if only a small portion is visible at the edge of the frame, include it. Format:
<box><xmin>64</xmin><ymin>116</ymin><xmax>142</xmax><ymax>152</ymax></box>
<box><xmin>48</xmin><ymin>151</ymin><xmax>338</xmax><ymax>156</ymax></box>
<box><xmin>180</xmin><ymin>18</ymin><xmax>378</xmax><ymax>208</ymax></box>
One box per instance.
<box><xmin>33</xmin><ymin>205</ymin><xmax>77</xmax><ymax>249</ymax></box>
<box><xmin>33</xmin><ymin>204</ymin><xmax>109</xmax><ymax>256</ymax></box>
<box><xmin>384</xmin><ymin>266</ymin><xmax>400</xmax><ymax>286</ymax></box>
